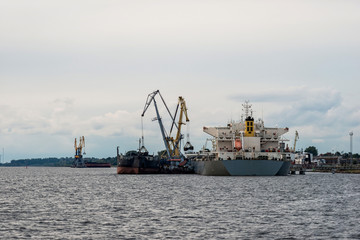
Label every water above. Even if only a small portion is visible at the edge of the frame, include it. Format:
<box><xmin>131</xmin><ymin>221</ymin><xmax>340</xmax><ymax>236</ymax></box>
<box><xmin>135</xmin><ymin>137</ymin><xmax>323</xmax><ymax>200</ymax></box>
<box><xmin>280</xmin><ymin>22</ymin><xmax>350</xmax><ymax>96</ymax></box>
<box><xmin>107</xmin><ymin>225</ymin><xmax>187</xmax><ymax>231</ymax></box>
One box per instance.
<box><xmin>0</xmin><ymin>167</ymin><xmax>359</xmax><ymax>239</ymax></box>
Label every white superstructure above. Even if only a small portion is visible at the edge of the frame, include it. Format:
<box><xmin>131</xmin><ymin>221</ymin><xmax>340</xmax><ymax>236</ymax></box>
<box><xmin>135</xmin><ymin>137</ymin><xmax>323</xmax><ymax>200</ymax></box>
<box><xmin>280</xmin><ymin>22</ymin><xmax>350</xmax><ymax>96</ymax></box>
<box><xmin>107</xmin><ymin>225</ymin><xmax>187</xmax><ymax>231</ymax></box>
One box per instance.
<box><xmin>202</xmin><ymin>101</ymin><xmax>291</xmax><ymax>161</ymax></box>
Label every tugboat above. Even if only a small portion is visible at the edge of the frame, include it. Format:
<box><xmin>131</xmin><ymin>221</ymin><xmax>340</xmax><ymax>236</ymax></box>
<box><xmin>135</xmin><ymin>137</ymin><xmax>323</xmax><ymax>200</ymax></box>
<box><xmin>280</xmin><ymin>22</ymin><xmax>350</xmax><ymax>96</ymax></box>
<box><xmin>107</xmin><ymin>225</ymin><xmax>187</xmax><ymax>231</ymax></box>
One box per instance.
<box><xmin>188</xmin><ymin>101</ymin><xmax>293</xmax><ymax>176</ymax></box>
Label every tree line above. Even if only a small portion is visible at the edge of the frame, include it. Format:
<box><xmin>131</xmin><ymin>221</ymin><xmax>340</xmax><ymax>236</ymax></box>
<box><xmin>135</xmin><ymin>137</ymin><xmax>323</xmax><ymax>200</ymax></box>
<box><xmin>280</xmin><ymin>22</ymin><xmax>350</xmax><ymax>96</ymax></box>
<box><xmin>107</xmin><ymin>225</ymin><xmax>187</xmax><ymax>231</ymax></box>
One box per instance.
<box><xmin>0</xmin><ymin>157</ymin><xmax>117</xmax><ymax>167</ymax></box>
<box><xmin>304</xmin><ymin>146</ymin><xmax>360</xmax><ymax>158</ymax></box>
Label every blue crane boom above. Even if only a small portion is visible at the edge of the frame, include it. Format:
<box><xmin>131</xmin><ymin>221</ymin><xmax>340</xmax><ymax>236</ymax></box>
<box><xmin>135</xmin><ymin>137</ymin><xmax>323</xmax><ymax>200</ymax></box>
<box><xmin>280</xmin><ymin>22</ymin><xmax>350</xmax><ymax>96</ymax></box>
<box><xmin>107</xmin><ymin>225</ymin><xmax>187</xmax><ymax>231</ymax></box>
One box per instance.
<box><xmin>141</xmin><ymin>90</ymin><xmax>173</xmax><ymax>159</ymax></box>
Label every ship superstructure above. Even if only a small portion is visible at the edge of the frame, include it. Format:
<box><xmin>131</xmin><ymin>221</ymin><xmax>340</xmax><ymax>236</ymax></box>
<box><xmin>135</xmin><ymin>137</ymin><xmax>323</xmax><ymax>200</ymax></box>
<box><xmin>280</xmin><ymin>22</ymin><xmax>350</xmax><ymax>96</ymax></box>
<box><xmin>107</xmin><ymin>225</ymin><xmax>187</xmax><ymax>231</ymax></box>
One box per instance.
<box><xmin>190</xmin><ymin>101</ymin><xmax>293</xmax><ymax>176</ymax></box>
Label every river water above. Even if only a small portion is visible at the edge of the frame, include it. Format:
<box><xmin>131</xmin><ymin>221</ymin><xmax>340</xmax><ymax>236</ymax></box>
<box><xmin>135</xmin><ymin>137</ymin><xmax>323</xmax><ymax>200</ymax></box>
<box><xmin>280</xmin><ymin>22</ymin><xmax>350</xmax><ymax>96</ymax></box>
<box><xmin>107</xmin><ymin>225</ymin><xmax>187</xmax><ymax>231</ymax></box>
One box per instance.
<box><xmin>0</xmin><ymin>167</ymin><xmax>359</xmax><ymax>239</ymax></box>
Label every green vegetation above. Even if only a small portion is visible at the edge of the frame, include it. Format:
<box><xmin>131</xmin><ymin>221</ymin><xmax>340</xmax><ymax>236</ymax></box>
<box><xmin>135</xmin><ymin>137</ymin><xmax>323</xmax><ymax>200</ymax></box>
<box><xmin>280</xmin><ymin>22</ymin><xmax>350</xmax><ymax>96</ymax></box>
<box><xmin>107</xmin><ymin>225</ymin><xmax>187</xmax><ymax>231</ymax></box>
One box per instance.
<box><xmin>304</xmin><ymin>146</ymin><xmax>318</xmax><ymax>156</ymax></box>
<box><xmin>0</xmin><ymin>157</ymin><xmax>117</xmax><ymax>167</ymax></box>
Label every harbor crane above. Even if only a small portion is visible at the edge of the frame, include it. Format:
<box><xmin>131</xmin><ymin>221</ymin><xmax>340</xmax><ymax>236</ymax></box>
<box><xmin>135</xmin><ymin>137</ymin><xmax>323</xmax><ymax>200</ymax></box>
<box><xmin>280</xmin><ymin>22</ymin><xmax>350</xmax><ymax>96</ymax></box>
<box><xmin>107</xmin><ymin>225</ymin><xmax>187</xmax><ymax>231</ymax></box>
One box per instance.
<box><xmin>73</xmin><ymin>136</ymin><xmax>86</xmax><ymax>167</ymax></box>
<box><xmin>169</xmin><ymin>96</ymin><xmax>194</xmax><ymax>155</ymax></box>
<box><xmin>293</xmin><ymin>131</ymin><xmax>299</xmax><ymax>152</ymax></box>
<box><xmin>141</xmin><ymin>90</ymin><xmax>193</xmax><ymax>159</ymax></box>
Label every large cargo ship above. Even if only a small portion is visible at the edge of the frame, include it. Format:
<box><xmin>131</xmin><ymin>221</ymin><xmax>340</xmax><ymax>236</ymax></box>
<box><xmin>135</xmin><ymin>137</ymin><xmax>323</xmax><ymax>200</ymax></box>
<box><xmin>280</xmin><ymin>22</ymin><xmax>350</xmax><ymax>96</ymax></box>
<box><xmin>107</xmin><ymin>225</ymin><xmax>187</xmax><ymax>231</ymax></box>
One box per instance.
<box><xmin>188</xmin><ymin>101</ymin><xmax>293</xmax><ymax>176</ymax></box>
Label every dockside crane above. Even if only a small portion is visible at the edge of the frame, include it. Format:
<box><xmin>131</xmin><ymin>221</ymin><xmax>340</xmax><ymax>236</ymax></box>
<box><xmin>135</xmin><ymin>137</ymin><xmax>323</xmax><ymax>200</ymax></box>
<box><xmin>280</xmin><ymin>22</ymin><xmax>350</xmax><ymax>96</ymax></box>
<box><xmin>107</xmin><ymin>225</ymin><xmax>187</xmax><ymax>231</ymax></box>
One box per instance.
<box><xmin>141</xmin><ymin>90</ymin><xmax>192</xmax><ymax>159</ymax></box>
<box><xmin>142</xmin><ymin>90</ymin><xmax>172</xmax><ymax>159</ymax></box>
<box><xmin>169</xmin><ymin>96</ymin><xmax>193</xmax><ymax>156</ymax></box>
<box><xmin>74</xmin><ymin>136</ymin><xmax>86</xmax><ymax>167</ymax></box>
<box><xmin>292</xmin><ymin>131</ymin><xmax>299</xmax><ymax>152</ymax></box>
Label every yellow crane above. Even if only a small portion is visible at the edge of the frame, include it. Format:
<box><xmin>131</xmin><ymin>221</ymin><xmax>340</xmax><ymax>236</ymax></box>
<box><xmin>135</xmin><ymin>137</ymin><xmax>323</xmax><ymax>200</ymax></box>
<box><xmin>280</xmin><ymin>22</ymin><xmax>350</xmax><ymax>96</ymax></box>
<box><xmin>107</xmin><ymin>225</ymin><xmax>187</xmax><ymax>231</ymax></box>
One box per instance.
<box><xmin>74</xmin><ymin>136</ymin><xmax>85</xmax><ymax>167</ymax></box>
<box><xmin>142</xmin><ymin>90</ymin><xmax>193</xmax><ymax>159</ymax></box>
<box><xmin>168</xmin><ymin>96</ymin><xmax>192</xmax><ymax>157</ymax></box>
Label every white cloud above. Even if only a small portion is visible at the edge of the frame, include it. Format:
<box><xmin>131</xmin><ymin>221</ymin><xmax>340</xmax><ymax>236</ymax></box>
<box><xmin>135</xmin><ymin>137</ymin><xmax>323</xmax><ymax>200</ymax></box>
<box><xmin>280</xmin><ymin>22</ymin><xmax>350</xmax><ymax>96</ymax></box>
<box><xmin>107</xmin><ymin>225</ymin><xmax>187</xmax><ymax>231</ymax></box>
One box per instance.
<box><xmin>1</xmin><ymin>1</ymin><xmax>360</xmax><ymax>160</ymax></box>
<box><xmin>228</xmin><ymin>86</ymin><xmax>360</xmax><ymax>154</ymax></box>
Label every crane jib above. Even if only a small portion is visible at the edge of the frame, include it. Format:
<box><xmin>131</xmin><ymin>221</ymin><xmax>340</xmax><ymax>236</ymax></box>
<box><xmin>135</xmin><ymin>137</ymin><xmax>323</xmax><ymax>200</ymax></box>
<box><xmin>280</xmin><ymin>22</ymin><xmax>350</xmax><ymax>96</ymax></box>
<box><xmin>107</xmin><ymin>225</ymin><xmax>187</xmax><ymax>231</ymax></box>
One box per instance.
<box><xmin>141</xmin><ymin>90</ymin><xmax>193</xmax><ymax>159</ymax></box>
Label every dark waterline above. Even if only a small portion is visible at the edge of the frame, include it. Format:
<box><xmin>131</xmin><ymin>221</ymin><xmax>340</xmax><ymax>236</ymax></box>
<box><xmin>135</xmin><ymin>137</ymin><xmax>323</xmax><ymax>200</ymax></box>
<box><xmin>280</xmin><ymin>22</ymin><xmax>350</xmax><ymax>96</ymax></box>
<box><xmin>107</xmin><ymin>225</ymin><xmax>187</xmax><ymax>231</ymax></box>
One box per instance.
<box><xmin>0</xmin><ymin>167</ymin><xmax>359</xmax><ymax>239</ymax></box>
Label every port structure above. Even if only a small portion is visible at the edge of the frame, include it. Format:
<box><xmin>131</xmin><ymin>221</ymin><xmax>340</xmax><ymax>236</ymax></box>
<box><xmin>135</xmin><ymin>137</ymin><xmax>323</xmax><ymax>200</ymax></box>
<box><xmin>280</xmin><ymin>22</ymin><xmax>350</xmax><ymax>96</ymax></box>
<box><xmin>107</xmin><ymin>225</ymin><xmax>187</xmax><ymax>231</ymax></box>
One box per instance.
<box><xmin>73</xmin><ymin>136</ymin><xmax>86</xmax><ymax>167</ymax></box>
<box><xmin>141</xmin><ymin>90</ymin><xmax>193</xmax><ymax>160</ymax></box>
<box><xmin>350</xmin><ymin>131</ymin><xmax>353</xmax><ymax>164</ymax></box>
<box><xmin>292</xmin><ymin>130</ymin><xmax>299</xmax><ymax>152</ymax></box>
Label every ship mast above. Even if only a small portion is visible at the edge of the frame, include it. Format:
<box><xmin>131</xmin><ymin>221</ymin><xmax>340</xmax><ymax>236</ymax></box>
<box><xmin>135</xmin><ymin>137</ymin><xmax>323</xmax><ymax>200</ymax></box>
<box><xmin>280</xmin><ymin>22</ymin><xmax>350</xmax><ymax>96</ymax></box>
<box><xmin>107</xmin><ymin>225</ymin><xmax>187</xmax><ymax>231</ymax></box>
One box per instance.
<box><xmin>242</xmin><ymin>100</ymin><xmax>252</xmax><ymax>118</ymax></box>
<box><xmin>242</xmin><ymin>101</ymin><xmax>255</xmax><ymax>137</ymax></box>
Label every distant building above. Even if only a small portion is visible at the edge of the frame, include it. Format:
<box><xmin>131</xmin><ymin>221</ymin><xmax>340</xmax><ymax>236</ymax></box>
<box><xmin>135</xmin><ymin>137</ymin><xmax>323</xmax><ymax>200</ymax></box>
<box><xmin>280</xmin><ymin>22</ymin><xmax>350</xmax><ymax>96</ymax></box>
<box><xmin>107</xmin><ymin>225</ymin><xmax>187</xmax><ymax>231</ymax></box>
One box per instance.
<box><xmin>314</xmin><ymin>154</ymin><xmax>359</xmax><ymax>165</ymax></box>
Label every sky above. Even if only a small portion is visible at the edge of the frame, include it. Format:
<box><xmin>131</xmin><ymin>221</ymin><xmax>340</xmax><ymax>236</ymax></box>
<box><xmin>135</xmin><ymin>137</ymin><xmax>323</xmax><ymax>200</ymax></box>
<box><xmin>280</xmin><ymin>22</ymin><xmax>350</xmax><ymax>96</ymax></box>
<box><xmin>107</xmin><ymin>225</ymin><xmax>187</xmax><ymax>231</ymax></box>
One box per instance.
<box><xmin>1</xmin><ymin>0</ymin><xmax>360</xmax><ymax>161</ymax></box>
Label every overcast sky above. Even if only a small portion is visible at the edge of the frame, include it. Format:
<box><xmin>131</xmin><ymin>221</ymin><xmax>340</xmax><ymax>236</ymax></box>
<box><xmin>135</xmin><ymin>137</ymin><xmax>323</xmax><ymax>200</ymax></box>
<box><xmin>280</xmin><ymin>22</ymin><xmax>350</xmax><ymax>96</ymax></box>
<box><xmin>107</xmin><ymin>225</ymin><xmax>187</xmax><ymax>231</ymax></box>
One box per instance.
<box><xmin>1</xmin><ymin>0</ymin><xmax>360</xmax><ymax>161</ymax></box>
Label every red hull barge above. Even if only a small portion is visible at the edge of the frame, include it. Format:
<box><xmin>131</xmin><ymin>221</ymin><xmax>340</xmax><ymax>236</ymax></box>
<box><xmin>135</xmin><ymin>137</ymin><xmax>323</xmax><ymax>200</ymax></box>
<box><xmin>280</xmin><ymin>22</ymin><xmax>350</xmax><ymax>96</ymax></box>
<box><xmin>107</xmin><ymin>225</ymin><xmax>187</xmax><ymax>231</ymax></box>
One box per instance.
<box><xmin>117</xmin><ymin>148</ymin><xmax>194</xmax><ymax>174</ymax></box>
<box><xmin>117</xmin><ymin>150</ymin><xmax>160</xmax><ymax>174</ymax></box>
<box><xmin>117</xmin><ymin>166</ymin><xmax>159</xmax><ymax>174</ymax></box>
<box><xmin>85</xmin><ymin>162</ymin><xmax>111</xmax><ymax>168</ymax></box>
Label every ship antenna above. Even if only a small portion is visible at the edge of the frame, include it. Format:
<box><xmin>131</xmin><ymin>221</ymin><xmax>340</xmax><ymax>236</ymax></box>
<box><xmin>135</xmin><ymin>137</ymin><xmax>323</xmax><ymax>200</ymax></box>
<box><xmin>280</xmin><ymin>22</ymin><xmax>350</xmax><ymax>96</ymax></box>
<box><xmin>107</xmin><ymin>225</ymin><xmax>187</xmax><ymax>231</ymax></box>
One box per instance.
<box><xmin>242</xmin><ymin>100</ymin><xmax>252</xmax><ymax>118</ymax></box>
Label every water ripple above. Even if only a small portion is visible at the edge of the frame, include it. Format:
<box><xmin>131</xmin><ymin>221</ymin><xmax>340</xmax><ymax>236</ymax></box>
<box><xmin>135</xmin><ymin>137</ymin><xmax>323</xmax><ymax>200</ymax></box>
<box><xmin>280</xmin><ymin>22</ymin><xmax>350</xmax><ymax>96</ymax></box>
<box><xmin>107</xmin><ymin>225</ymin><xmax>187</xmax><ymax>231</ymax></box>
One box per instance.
<box><xmin>0</xmin><ymin>168</ymin><xmax>359</xmax><ymax>239</ymax></box>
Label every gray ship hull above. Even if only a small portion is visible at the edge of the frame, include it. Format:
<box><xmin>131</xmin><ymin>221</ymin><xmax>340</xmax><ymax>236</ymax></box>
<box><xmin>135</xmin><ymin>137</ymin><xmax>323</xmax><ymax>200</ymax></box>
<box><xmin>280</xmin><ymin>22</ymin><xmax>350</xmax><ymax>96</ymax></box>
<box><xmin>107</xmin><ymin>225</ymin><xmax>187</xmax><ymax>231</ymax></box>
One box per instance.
<box><xmin>193</xmin><ymin>159</ymin><xmax>290</xmax><ymax>176</ymax></box>
<box><xmin>193</xmin><ymin>160</ymin><xmax>231</xmax><ymax>176</ymax></box>
<box><xmin>276</xmin><ymin>160</ymin><xmax>291</xmax><ymax>176</ymax></box>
